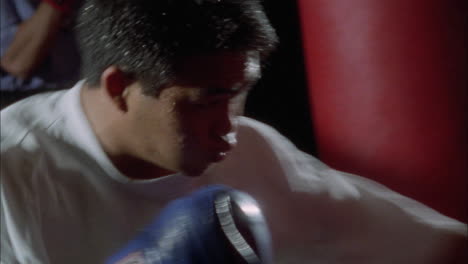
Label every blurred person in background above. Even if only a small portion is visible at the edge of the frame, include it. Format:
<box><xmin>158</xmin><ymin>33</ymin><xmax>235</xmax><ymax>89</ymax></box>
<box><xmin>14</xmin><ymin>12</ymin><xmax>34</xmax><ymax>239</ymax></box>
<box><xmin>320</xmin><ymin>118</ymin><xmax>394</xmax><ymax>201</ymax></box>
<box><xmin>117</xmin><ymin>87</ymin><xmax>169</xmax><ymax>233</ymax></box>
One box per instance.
<box><xmin>0</xmin><ymin>0</ymin><xmax>81</xmax><ymax>108</ymax></box>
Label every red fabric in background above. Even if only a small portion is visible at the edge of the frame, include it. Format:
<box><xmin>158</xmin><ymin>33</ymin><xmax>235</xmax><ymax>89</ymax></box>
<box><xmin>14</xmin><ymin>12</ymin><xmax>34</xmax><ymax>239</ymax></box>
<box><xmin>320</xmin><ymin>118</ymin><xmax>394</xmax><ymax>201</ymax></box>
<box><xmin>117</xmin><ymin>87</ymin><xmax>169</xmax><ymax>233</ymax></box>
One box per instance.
<box><xmin>297</xmin><ymin>0</ymin><xmax>467</xmax><ymax>221</ymax></box>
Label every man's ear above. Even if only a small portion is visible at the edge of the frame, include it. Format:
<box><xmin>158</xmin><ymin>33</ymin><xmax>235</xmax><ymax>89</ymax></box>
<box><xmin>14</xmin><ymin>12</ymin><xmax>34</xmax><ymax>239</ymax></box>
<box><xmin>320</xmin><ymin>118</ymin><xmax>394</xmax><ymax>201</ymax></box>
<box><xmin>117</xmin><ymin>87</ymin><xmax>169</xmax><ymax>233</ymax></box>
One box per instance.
<box><xmin>100</xmin><ymin>66</ymin><xmax>133</xmax><ymax>112</ymax></box>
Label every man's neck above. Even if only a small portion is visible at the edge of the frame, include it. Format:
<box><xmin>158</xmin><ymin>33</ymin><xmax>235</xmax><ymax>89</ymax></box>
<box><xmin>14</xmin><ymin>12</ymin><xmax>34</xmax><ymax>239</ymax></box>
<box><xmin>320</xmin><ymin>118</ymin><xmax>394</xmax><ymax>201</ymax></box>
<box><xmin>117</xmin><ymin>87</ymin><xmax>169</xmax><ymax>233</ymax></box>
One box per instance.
<box><xmin>108</xmin><ymin>153</ymin><xmax>176</xmax><ymax>180</ymax></box>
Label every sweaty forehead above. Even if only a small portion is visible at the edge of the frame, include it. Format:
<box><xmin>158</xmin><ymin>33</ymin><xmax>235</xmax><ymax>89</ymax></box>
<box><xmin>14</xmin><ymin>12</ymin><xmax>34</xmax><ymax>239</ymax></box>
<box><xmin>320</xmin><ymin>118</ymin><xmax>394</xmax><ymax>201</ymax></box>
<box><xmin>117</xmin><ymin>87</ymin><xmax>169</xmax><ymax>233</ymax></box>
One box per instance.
<box><xmin>175</xmin><ymin>52</ymin><xmax>261</xmax><ymax>90</ymax></box>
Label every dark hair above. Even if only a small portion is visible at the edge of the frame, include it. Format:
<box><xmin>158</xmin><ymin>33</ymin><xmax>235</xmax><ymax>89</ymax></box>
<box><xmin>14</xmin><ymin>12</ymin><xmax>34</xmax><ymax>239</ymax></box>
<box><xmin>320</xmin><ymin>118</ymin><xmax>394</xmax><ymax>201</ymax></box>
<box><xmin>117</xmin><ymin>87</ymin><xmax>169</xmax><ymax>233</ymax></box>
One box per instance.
<box><xmin>76</xmin><ymin>0</ymin><xmax>278</xmax><ymax>95</ymax></box>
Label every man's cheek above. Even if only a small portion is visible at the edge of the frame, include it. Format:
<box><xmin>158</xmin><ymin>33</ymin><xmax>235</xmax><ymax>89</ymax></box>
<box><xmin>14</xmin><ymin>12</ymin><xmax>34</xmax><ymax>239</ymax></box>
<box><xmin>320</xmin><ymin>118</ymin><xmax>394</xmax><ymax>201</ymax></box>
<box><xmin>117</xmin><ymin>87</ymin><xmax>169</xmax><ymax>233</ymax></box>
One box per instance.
<box><xmin>182</xmin><ymin>117</ymin><xmax>211</xmax><ymax>139</ymax></box>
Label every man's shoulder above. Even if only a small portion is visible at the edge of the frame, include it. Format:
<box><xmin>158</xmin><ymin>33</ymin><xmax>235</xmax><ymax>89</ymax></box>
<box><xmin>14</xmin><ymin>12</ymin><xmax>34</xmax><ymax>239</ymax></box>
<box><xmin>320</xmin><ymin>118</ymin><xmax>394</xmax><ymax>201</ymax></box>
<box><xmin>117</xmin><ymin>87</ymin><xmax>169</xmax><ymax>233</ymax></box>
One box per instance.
<box><xmin>0</xmin><ymin>90</ymin><xmax>75</xmax><ymax>193</ymax></box>
<box><xmin>238</xmin><ymin>116</ymin><xmax>283</xmax><ymax>139</ymax></box>
<box><xmin>237</xmin><ymin>116</ymin><xmax>299</xmax><ymax>152</ymax></box>
<box><xmin>1</xmin><ymin>90</ymin><xmax>67</xmax><ymax>152</ymax></box>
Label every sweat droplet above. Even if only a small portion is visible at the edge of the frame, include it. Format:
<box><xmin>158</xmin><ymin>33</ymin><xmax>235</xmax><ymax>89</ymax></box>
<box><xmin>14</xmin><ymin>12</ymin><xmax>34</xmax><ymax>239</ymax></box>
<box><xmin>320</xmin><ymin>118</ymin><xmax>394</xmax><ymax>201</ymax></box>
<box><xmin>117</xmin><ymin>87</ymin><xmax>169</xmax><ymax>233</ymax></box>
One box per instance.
<box><xmin>177</xmin><ymin>135</ymin><xmax>187</xmax><ymax>144</ymax></box>
<box><xmin>167</xmin><ymin>101</ymin><xmax>176</xmax><ymax>113</ymax></box>
<box><xmin>221</xmin><ymin>132</ymin><xmax>237</xmax><ymax>145</ymax></box>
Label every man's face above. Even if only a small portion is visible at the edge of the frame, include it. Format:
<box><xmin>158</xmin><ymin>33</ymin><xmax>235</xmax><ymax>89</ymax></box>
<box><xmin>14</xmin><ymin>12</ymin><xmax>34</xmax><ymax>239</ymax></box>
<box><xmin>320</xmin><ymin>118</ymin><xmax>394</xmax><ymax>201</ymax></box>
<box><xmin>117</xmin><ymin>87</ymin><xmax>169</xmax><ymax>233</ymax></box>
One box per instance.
<box><xmin>123</xmin><ymin>52</ymin><xmax>260</xmax><ymax>176</ymax></box>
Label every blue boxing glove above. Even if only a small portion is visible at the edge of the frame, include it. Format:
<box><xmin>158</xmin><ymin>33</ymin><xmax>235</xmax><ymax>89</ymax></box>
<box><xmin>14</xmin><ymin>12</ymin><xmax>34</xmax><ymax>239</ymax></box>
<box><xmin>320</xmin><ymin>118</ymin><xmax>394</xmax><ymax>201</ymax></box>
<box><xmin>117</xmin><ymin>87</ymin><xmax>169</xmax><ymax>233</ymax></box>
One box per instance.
<box><xmin>105</xmin><ymin>185</ymin><xmax>273</xmax><ymax>264</ymax></box>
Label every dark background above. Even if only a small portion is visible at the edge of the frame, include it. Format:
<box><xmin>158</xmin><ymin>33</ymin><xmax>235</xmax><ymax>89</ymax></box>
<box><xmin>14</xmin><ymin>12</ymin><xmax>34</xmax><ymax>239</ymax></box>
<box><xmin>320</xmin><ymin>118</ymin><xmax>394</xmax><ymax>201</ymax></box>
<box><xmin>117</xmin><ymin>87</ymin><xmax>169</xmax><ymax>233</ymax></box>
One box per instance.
<box><xmin>245</xmin><ymin>1</ymin><xmax>317</xmax><ymax>155</ymax></box>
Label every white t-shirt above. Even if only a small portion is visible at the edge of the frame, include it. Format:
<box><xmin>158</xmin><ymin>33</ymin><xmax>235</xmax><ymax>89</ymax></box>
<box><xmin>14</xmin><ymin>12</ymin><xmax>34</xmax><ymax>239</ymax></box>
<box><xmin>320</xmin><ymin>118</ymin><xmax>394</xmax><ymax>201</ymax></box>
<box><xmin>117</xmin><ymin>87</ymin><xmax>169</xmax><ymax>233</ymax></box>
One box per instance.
<box><xmin>1</xmin><ymin>81</ymin><xmax>466</xmax><ymax>263</ymax></box>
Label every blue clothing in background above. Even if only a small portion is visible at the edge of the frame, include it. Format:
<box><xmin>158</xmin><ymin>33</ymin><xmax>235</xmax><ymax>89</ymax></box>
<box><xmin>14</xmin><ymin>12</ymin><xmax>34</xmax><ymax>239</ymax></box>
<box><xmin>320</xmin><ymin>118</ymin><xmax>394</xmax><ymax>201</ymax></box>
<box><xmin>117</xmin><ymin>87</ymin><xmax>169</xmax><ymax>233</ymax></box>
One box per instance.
<box><xmin>0</xmin><ymin>0</ymin><xmax>81</xmax><ymax>91</ymax></box>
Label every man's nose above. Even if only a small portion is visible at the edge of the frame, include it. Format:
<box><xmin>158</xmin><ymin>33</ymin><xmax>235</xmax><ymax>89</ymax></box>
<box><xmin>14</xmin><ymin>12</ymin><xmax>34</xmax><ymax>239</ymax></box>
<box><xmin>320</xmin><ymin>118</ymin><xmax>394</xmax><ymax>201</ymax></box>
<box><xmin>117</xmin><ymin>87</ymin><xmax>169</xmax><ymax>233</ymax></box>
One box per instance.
<box><xmin>212</xmin><ymin>106</ymin><xmax>239</xmax><ymax>144</ymax></box>
<box><xmin>214</xmin><ymin>114</ymin><xmax>237</xmax><ymax>138</ymax></box>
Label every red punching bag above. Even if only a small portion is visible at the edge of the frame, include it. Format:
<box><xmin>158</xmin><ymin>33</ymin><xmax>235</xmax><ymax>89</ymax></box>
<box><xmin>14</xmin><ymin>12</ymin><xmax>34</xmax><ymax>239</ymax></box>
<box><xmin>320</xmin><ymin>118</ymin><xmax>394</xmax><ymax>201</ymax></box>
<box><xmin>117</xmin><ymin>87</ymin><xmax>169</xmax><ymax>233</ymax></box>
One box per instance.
<box><xmin>298</xmin><ymin>0</ymin><xmax>467</xmax><ymax>221</ymax></box>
